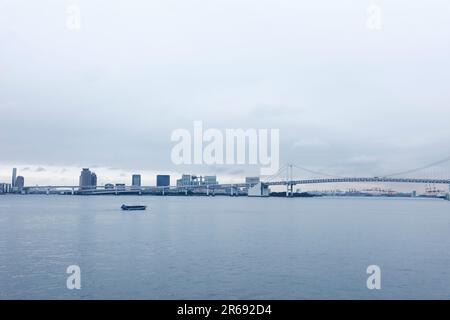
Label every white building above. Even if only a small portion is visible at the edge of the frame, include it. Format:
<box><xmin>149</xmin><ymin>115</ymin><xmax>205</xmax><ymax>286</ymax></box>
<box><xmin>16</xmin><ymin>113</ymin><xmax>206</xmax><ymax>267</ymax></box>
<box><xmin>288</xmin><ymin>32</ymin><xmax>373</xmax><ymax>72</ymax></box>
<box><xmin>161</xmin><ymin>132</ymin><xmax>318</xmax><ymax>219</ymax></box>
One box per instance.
<box><xmin>248</xmin><ymin>182</ymin><xmax>269</xmax><ymax>197</ymax></box>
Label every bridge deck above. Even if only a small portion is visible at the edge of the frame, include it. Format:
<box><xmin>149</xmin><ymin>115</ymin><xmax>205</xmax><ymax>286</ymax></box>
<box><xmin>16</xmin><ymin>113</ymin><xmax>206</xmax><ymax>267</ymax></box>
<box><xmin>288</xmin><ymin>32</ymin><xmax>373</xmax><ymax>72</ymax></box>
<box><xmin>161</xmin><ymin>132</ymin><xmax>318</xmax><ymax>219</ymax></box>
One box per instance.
<box><xmin>266</xmin><ymin>177</ymin><xmax>450</xmax><ymax>186</ymax></box>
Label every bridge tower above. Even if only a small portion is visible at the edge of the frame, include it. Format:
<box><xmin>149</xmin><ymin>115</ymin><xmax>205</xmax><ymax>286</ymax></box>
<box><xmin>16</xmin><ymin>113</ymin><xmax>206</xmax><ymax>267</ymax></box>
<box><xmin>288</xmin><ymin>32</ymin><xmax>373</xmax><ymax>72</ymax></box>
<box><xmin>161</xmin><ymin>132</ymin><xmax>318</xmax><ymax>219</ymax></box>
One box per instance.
<box><xmin>286</xmin><ymin>164</ymin><xmax>293</xmax><ymax>197</ymax></box>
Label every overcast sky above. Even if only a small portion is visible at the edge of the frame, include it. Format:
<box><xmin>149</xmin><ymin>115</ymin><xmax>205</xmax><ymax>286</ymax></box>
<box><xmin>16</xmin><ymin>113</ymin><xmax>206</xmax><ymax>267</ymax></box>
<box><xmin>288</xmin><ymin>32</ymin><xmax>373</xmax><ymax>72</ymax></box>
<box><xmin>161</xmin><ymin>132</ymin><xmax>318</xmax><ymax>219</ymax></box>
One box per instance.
<box><xmin>1</xmin><ymin>0</ymin><xmax>450</xmax><ymax>186</ymax></box>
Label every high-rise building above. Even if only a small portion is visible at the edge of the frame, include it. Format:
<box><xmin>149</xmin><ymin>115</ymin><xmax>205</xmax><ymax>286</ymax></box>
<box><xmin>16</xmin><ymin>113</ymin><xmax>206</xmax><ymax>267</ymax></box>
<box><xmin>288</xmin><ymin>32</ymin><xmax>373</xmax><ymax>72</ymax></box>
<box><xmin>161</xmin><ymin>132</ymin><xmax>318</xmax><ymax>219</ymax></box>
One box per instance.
<box><xmin>79</xmin><ymin>168</ymin><xmax>91</xmax><ymax>188</ymax></box>
<box><xmin>91</xmin><ymin>173</ymin><xmax>97</xmax><ymax>189</ymax></box>
<box><xmin>79</xmin><ymin>168</ymin><xmax>97</xmax><ymax>190</ymax></box>
<box><xmin>12</xmin><ymin>168</ymin><xmax>17</xmax><ymax>187</ymax></box>
<box><xmin>156</xmin><ymin>175</ymin><xmax>170</xmax><ymax>187</ymax></box>
<box><xmin>132</xmin><ymin>174</ymin><xmax>141</xmax><ymax>187</ymax></box>
<box><xmin>15</xmin><ymin>176</ymin><xmax>24</xmax><ymax>191</ymax></box>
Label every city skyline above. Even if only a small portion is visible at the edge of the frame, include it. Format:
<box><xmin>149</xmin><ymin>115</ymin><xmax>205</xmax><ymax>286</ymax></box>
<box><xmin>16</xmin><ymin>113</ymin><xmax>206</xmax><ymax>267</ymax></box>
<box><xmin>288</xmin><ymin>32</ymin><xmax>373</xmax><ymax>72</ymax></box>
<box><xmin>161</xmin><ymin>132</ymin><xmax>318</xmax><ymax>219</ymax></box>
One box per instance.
<box><xmin>2</xmin><ymin>149</ymin><xmax>450</xmax><ymax>188</ymax></box>
<box><xmin>0</xmin><ymin>164</ymin><xmax>225</xmax><ymax>187</ymax></box>
<box><xmin>2</xmin><ymin>165</ymin><xmax>448</xmax><ymax>197</ymax></box>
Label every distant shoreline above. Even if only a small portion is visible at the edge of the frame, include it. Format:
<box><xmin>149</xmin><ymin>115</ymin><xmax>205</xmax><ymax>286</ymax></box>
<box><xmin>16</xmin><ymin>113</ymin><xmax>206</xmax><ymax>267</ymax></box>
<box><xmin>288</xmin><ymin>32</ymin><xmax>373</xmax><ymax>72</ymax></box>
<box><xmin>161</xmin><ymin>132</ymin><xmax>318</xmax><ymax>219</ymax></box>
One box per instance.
<box><xmin>1</xmin><ymin>193</ymin><xmax>448</xmax><ymax>201</ymax></box>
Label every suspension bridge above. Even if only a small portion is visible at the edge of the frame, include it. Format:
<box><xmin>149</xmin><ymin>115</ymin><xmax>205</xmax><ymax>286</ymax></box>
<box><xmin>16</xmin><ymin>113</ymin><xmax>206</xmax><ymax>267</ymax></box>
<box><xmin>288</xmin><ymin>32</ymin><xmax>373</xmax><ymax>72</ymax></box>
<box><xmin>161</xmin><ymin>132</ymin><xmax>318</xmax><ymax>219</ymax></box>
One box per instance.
<box><xmin>260</xmin><ymin>156</ymin><xmax>450</xmax><ymax>197</ymax></box>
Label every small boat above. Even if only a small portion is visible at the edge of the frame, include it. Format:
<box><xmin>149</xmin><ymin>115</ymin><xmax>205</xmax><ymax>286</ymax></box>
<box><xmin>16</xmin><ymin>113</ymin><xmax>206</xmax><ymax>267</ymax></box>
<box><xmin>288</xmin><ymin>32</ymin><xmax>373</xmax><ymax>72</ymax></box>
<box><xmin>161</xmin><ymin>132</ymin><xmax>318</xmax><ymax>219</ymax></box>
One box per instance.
<box><xmin>121</xmin><ymin>204</ymin><xmax>147</xmax><ymax>211</ymax></box>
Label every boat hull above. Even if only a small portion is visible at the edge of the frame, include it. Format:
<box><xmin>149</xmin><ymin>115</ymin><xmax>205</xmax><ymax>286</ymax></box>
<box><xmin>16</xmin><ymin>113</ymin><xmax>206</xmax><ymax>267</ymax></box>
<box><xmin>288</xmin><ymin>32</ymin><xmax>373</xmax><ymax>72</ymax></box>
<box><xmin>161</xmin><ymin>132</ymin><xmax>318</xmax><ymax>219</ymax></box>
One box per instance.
<box><xmin>121</xmin><ymin>205</ymin><xmax>147</xmax><ymax>211</ymax></box>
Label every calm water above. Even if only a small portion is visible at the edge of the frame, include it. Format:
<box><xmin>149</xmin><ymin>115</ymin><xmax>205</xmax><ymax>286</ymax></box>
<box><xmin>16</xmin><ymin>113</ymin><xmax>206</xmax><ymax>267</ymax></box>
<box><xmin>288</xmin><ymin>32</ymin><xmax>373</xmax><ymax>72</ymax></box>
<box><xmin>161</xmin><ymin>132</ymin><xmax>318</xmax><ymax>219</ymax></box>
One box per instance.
<box><xmin>0</xmin><ymin>195</ymin><xmax>449</xmax><ymax>299</ymax></box>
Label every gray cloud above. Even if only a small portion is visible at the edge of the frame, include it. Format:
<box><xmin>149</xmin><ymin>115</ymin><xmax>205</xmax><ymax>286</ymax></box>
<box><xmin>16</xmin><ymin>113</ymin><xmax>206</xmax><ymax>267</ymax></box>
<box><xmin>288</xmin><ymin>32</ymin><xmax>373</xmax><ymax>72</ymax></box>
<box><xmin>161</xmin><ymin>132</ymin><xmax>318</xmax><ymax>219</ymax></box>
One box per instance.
<box><xmin>1</xmin><ymin>1</ymin><xmax>450</xmax><ymax>184</ymax></box>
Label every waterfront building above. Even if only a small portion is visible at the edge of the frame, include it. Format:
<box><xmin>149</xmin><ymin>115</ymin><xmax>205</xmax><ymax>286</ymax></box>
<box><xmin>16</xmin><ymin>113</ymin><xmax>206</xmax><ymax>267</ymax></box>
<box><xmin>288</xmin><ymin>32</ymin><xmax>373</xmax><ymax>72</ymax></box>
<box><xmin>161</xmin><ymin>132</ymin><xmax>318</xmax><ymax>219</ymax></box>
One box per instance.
<box><xmin>79</xmin><ymin>168</ymin><xmax>97</xmax><ymax>190</ymax></box>
<box><xmin>191</xmin><ymin>175</ymin><xmax>201</xmax><ymax>185</ymax></box>
<box><xmin>204</xmin><ymin>176</ymin><xmax>217</xmax><ymax>185</ymax></box>
<box><xmin>156</xmin><ymin>175</ymin><xmax>170</xmax><ymax>187</ymax></box>
<box><xmin>248</xmin><ymin>182</ymin><xmax>269</xmax><ymax>197</ymax></box>
<box><xmin>132</xmin><ymin>174</ymin><xmax>141</xmax><ymax>187</ymax></box>
<box><xmin>15</xmin><ymin>176</ymin><xmax>24</xmax><ymax>191</ymax></box>
<box><xmin>12</xmin><ymin>168</ymin><xmax>17</xmax><ymax>187</ymax></box>
<box><xmin>105</xmin><ymin>183</ymin><xmax>114</xmax><ymax>190</ymax></box>
<box><xmin>79</xmin><ymin>168</ymin><xmax>91</xmax><ymax>188</ymax></box>
<box><xmin>176</xmin><ymin>174</ymin><xmax>218</xmax><ymax>187</ymax></box>
<box><xmin>0</xmin><ymin>183</ymin><xmax>12</xmax><ymax>194</ymax></box>
<box><xmin>176</xmin><ymin>174</ymin><xmax>192</xmax><ymax>187</ymax></box>
<box><xmin>115</xmin><ymin>183</ymin><xmax>126</xmax><ymax>191</ymax></box>
<box><xmin>91</xmin><ymin>173</ymin><xmax>97</xmax><ymax>189</ymax></box>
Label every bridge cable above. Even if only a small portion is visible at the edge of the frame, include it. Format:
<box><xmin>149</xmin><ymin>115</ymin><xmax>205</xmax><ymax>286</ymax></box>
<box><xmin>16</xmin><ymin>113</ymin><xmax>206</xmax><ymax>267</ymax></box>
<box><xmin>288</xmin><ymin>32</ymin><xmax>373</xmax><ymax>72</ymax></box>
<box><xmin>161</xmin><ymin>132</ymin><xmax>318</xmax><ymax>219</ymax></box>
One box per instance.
<box><xmin>291</xmin><ymin>164</ymin><xmax>342</xmax><ymax>178</ymax></box>
<box><xmin>262</xmin><ymin>165</ymin><xmax>288</xmax><ymax>183</ymax></box>
<box><xmin>382</xmin><ymin>155</ymin><xmax>450</xmax><ymax>178</ymax></box>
